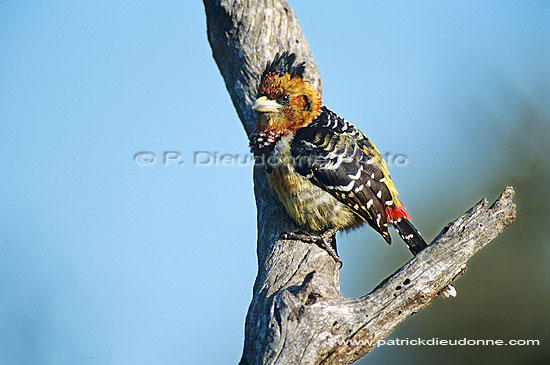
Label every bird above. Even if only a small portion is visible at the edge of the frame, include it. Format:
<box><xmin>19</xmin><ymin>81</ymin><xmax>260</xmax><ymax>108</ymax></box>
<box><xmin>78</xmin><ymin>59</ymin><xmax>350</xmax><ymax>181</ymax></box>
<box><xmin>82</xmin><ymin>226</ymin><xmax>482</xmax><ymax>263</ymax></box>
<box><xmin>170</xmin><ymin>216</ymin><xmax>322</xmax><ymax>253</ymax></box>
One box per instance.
<box><xmin>249</xmin><ymin>52</ymin><xmax>456</xmax><ymax>297</ymax></box>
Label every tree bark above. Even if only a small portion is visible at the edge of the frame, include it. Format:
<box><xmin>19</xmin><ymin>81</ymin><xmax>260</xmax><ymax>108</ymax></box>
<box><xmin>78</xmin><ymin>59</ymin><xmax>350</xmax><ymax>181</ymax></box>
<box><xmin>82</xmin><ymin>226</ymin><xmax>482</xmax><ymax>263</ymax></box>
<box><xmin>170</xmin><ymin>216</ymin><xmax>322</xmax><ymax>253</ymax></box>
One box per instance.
<box><xmin>203</xmin><ymin>1</ymin><xmax>517</xmax><ymax>363</ymax></box>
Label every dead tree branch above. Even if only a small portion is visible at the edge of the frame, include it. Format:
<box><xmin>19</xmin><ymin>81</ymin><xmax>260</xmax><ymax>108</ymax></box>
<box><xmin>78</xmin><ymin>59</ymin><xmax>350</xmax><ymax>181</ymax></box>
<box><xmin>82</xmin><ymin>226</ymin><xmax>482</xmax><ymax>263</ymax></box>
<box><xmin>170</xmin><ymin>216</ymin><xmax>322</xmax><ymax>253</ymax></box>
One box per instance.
<box><xmin>203</xmin><ymin>1</ymin><xmax>517</xmax><ymax>363</ymax></box>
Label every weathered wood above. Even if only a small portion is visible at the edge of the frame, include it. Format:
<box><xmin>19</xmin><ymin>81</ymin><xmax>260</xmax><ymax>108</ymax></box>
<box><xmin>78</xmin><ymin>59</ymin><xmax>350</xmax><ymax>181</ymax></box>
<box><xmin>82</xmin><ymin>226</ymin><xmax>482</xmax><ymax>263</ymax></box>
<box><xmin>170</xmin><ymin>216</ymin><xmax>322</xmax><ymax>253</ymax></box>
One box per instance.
<box><xmin>203</xmin><ymin>1</ymin><xmax>517</xmax><ymax>363</ymax></box>
<box><xmin>204</xmin><ymin>0</ymin><xmax>321</xmax><ymax>136</ymax></box>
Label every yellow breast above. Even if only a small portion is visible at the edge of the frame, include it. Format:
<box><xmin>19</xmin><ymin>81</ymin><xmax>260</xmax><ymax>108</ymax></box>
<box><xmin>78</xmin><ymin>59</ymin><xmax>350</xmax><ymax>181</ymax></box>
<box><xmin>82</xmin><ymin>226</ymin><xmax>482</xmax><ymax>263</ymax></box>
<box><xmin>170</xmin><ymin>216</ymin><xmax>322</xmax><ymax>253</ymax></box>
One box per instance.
<box><xmin>267</xmin><ymin>134</ymin><xmax>360</xmax><ymax>232</ymax></box>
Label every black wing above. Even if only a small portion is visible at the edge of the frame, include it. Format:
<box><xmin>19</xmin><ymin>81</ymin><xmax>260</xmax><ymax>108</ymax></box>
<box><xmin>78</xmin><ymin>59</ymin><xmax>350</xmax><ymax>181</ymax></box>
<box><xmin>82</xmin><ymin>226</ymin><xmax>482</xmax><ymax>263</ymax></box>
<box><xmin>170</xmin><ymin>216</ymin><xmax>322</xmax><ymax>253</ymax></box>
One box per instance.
<box><xmin>291</xmin><ymin>109</ymin><xmax>396</xmax><ymax>243</ymax></box>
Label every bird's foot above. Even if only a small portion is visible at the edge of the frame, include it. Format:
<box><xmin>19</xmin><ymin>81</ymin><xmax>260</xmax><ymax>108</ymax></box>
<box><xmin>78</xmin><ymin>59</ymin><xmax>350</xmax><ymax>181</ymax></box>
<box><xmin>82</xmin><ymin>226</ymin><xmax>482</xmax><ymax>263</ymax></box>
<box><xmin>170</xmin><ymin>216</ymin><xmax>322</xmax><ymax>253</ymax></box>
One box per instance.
<box><xmin>281</xmin><ymin>228</ymin><xmax>342</xmax><ymax>268</ymax></box>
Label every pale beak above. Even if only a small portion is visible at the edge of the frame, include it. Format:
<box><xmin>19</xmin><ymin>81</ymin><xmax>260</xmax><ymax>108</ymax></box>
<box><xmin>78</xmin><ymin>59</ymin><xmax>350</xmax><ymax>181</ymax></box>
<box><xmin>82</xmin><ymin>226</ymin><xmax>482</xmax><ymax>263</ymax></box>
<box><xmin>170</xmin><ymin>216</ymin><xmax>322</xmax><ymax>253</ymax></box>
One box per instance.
<box><xmin>252</xmin><ymin>96</ymin><xmax>282</xmax><ymax>112</ymax></box>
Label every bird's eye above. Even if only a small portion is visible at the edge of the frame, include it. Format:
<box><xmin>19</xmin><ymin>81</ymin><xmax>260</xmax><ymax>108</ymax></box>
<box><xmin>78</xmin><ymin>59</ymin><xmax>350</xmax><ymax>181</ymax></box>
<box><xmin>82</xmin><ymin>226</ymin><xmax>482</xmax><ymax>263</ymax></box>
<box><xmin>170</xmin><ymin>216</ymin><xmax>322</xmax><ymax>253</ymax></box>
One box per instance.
<box><xmin>282</xmin><ymin>94</ymin><xmax>290</xmax><ymax>102</ymax></box>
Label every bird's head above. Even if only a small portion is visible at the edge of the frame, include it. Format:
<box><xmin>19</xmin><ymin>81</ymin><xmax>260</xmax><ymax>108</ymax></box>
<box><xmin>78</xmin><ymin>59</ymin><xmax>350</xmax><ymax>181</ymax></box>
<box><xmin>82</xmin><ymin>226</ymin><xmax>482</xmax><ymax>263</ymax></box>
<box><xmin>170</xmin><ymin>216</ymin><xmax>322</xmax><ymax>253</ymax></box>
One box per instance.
<box><xmin>252</xmin><ymin>52</ymin><xmax>321</xmax><ymax>135</ymax></box>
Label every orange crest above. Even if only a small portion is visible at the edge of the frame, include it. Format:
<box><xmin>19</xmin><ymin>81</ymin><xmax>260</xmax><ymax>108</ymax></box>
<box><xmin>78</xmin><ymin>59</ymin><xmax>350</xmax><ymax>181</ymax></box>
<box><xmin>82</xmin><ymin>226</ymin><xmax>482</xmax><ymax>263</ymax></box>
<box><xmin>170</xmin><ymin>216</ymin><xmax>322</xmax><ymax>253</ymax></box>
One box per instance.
<box><xmin>257</xmin><ymin>72</ymin><xmax>321</xmax><ymax>133</ymax></box>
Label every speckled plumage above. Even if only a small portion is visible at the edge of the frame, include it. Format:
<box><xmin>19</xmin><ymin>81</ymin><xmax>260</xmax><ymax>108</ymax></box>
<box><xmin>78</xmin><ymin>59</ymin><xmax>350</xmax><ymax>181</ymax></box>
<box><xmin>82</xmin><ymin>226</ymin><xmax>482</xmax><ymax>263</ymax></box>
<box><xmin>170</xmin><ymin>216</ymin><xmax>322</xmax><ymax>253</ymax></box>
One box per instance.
<box><xmin>250</xmin><ymin>52</ymin><xmax>426</xmax><ymax>254</ymax></box>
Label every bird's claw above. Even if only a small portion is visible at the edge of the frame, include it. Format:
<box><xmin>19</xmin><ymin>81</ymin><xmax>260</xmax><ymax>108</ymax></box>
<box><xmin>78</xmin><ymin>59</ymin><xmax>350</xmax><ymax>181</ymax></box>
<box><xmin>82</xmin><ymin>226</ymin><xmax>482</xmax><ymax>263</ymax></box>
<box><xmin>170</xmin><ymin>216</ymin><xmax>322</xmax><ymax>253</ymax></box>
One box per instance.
<box><xmin>281</xmin><ymin>229</ymin><xmax>342</xmax><ymax>268</ymax></box>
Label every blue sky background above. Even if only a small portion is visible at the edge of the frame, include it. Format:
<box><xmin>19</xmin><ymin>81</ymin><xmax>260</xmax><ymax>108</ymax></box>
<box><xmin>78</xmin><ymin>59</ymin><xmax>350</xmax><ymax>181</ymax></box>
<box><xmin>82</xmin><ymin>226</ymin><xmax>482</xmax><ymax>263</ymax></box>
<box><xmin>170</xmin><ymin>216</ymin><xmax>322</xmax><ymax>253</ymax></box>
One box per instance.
<box><xmin>1</xmin><ymin>1</ymin><xmax>548</xmax><ymax>364</ymax></box>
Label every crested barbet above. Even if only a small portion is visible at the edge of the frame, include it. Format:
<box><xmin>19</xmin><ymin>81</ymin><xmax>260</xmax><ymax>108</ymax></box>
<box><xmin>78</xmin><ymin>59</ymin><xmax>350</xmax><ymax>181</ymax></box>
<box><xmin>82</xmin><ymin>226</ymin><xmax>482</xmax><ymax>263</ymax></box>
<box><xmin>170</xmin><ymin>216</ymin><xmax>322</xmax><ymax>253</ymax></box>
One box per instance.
<box><xmin>249</xmin><ymin>52</ymin><xmax>455</xmax><ymax>297</ymax></box>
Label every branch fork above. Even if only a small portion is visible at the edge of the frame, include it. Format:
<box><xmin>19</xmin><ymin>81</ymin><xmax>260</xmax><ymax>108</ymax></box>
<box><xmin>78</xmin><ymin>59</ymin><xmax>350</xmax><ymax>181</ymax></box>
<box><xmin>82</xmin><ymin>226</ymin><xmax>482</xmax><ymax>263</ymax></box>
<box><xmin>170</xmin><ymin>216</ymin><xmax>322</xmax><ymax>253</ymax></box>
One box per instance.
<box><xmin>203</xmin><ymin>1</ymin><xmax>516</xmax><ymax>363</ymax></box>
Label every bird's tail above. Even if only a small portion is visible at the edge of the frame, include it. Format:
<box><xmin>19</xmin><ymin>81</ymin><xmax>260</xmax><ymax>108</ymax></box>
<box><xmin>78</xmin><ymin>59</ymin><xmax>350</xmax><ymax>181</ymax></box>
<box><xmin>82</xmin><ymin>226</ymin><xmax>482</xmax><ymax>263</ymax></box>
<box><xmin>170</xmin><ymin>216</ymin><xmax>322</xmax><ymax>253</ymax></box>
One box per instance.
<box><xmin>392</xmin><ymin>215</ymin><xmax>458</xmax><ymax>298</ymax></box>
<box><xmin>393</xmin><ymin>218</ymin><xmax>427</xmax><ymax>255</ymax></box>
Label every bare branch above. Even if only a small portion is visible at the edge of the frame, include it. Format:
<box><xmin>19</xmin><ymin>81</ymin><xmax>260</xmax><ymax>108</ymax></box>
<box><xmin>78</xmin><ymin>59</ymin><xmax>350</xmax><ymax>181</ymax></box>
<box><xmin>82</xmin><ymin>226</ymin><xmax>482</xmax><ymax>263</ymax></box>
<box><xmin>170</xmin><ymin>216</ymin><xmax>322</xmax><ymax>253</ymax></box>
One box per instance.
<box><xmin>204</xmin><ymin>0</ymin><xmax>321</xmax><ymax>136</ymax></box>
<box><xmin>203</xmin><ymin>1</ymin><xmax>517</xmax><ymax>364</ymax></box>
